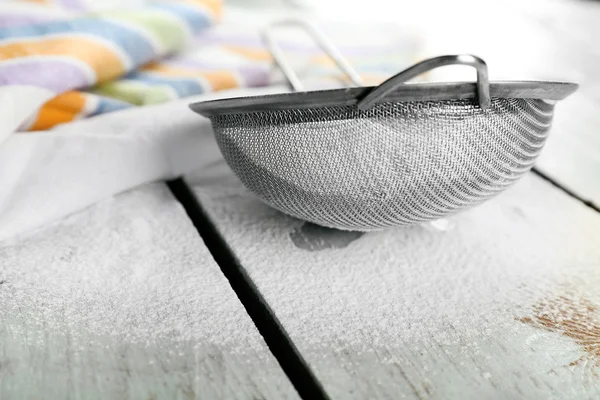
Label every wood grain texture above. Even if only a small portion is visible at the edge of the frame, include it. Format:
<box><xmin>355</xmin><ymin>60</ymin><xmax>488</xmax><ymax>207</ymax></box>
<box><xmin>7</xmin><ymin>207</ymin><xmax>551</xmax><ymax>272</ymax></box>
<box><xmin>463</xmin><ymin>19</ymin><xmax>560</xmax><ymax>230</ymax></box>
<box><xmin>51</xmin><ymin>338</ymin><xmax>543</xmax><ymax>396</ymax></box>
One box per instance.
<box><xmin>189</xmin><ymin>160</ymin><xmax>600</xmax><ymax>399</ymax></box>
<box><xmin>0</xmin><ymin>184</ymin><xmax>298</xmax><ymax>400</ymax></box>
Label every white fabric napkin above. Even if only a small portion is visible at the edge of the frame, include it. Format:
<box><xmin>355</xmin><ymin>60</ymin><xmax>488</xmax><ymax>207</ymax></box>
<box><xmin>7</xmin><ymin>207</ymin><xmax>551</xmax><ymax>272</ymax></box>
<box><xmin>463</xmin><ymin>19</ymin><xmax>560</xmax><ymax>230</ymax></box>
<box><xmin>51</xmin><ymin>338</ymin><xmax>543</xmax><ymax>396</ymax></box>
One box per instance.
<box><xmin>0</xmin><ymin>86</ymin><xmax>287</xmax><ymax>241</ymax></box>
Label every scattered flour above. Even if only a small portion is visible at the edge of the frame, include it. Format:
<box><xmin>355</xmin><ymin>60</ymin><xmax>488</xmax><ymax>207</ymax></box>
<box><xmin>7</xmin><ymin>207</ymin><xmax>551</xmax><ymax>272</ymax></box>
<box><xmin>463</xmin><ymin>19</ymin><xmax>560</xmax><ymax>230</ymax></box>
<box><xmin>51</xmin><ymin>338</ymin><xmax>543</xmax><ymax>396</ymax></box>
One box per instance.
<box><xmin>194</xmin><ymin>172</ymin><xmax>600</xmax><ymax>355</ymax></box>
<box><xmin>191</xmin><ymin>170</ymin><xmax>600</xmax><ymax>398</ymax></box>
<box><xmin>0</xmin><ymin>184</ymin><xmax>261</xmax><ymax>350</ymax></box>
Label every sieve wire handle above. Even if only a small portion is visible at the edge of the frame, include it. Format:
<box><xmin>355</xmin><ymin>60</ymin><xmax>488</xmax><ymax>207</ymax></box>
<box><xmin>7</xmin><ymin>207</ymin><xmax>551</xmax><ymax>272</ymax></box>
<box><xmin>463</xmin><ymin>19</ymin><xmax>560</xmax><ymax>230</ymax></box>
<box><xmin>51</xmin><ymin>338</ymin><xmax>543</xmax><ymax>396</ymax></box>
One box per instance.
<box><xmin>261</xmin><ymin>18</ymin><xmax>363</xmax><ymax>92</ymax></box>
<box><xmin>357</xmin><ymin>54</ymin><xmax>491</xmax><ymax>110</ymax></box>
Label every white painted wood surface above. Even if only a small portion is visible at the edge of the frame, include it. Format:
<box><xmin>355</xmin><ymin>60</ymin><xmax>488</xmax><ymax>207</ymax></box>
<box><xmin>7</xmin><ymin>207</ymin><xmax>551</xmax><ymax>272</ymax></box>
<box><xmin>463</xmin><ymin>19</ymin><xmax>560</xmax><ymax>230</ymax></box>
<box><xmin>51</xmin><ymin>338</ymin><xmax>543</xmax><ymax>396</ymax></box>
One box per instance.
<box><xmin>394</xmin><ymin>0</ymin><xmax>600</xmax><ymax>206</ymax></box>
<box><xmin>0</xmin><ymin>184</ymin><xmax>298</xmax><ymax>400</ymax></box>
<box><xmin>190</xmin><ymin>161</ymin><xmax>600</xmax><ymax>399</ymax></box>
<box><xmin>1</xmin><ymin>2</ymin><xmax>597</xmax><ymax>399</ymax></box>
<box><xmin>508</xmin><ymin>0</ymin><xmax>600</xmax><ymax>207</ymax></box>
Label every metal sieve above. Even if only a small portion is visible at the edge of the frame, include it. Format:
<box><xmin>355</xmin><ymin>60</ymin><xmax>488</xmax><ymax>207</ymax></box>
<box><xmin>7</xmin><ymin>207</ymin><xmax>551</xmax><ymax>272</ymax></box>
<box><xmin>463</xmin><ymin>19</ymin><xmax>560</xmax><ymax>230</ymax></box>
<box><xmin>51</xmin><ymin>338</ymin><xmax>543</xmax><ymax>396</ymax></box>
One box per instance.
<box><xmin>190</xmin><ymin>19</ymin><xmax>578</xmax><ymax>231</ymax></box>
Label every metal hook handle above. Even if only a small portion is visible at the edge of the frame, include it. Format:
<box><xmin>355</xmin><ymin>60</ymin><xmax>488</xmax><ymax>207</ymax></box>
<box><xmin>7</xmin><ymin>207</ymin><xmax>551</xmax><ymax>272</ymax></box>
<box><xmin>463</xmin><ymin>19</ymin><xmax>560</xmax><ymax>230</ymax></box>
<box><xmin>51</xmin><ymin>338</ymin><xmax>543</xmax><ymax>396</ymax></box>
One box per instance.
<box><xmin>261</xmin><ymin>18</ymin><xmax>363</xmax><ymax>92</ymax></box>
<box><xmin>357</xmin><ymin>54</ymin><xmax>491</xmax><ymax>110</ymax></box>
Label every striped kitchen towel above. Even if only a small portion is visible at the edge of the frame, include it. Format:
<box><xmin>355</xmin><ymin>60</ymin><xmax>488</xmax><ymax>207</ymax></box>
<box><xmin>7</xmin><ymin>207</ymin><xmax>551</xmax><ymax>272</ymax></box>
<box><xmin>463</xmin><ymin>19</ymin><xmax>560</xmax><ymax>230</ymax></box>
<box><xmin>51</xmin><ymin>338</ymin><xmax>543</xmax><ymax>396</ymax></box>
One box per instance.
<box><xmin>0</xmin><ymin>0</ymin><xmax>264</xmax><ymax>133</ymax></box>
<box><xmin>0</xmin><ymin>0</ymin><xmax>421</xmax><ymax>137</ymax></box>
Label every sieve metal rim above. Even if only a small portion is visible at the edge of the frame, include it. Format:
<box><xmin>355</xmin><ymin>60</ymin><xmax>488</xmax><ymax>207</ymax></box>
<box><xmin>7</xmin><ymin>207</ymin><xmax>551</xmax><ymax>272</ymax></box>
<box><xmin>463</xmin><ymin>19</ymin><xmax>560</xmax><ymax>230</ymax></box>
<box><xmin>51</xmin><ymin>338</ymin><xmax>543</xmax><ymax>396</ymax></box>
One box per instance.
<box><xmin>189</xmin><ymin>81</ymin><xmax>577</xmax><ymax>117</ymax></box>
<box><xmin>191</xmin><ymin>18</ymin><xmax>576</xmax><ymax>117</ymax></box>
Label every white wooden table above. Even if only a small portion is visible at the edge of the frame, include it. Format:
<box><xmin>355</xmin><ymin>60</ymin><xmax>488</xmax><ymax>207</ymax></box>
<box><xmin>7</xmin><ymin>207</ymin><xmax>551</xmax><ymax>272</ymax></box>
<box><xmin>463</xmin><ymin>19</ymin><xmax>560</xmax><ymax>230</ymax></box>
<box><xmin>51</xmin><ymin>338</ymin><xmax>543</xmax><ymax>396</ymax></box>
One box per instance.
<box><xmin>0</xmin><ymin>185</ymin><xmax>298</xmax><ymax>399</ymax></box>
<box><xmin>2</xmin><ymin>0</ymin><xmax>600</xmax><ymax>399</ymax></box>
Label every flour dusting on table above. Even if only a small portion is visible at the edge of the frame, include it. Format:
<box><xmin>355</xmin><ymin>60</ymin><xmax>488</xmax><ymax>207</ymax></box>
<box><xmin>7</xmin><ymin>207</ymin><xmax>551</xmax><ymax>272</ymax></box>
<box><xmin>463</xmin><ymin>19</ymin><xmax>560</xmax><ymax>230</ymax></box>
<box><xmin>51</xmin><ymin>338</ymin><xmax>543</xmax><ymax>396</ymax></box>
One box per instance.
<box><xmin>0</xmin><ymin>184</ymin><xmax>259</xmax><ymax>350</ymax></box>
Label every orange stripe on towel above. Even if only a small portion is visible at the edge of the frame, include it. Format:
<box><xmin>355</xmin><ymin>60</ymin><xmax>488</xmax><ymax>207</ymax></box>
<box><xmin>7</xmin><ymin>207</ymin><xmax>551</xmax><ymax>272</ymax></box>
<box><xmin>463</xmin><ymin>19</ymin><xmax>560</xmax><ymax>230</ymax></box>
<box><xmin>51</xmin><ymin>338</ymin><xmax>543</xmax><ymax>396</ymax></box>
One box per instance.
<box><xmin>223</xmin><ymin>45</ymin><xmax>272</xmax><ymax>62</ymax></box>
<box><xmin>142</xmin><ymin>63</ymin><xmax>239</xmax><ymax>90</ymax></box>
<box><xmin>21</xmin><ymin>0</ymin><xmax>52</xmax><ymax>4</ymax></box>
<box><xmin>0</xmin><ymin>37</ymin><xmax>126</xmax><ymax>83</ymax></box>
<box><xmin>30</xmin><ymin>91</ymin><xmax>86</xmax><ymax>131</ymax></box>
<box><xmin>140</xmin><ymin>62</ymin><xmax>200</xmax><ymax>77</ymax></box>
<box><xmin>199</xmin><ymin>71</ymin><xmax>238</xmax><ymax>90</ymax></box>
<box><xmin>180</xmin><ymin>0</ymin><xmax>223</xmax><ymax>19</ymax></box>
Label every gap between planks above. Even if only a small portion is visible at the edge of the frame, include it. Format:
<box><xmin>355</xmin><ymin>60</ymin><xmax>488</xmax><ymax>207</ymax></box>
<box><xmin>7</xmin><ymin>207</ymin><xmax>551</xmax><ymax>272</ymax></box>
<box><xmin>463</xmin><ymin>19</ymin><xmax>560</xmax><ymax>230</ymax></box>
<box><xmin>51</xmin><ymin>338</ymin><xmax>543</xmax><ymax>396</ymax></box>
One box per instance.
<box><xmin>167</xmin><ymin>164</ymin><xmax>599</xmax><ymax>400</ymax></box>
<box><xmin>166</xmin><ymin>178</ymin><xmax>331</xmax><ymax>400</ymax></box>
<box><xmin>532</xmin><ymin>168</ymin><xmax>600</xmax><ymax>214</ymax></box>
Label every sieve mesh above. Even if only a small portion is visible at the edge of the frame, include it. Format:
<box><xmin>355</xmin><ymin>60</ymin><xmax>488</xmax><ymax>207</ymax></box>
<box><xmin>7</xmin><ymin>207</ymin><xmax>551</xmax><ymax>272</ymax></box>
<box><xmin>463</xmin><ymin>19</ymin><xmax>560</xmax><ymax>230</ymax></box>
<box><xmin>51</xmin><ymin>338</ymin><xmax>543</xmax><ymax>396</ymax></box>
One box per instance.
<box><xmin>210</xmin><ymin>98</ymin><xmax>555</xmax><ymax>230</ymax></box>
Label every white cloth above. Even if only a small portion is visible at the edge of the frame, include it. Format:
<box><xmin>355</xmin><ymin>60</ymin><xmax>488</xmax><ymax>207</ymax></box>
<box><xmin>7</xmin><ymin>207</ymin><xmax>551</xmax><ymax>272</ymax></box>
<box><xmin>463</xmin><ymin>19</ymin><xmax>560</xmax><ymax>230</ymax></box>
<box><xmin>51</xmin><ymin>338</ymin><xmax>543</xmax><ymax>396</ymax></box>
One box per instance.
<box><xmin>0</xmin><ymin>86</ymin><xmax>55</xmax><ymax>144</ymax></box>
<box><xmin>0</xmin><ymin>86</ymin><xmax>287</xmax><ymax>241</ymax></box>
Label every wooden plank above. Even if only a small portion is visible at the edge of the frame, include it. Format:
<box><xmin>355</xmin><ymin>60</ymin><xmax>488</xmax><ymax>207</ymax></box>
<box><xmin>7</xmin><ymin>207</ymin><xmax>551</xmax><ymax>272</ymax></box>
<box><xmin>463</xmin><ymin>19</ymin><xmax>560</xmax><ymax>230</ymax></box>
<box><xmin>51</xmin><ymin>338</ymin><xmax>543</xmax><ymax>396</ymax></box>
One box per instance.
<box><xmin>0</xmin><ymin>183</ymin><xmax>298</xmax><ymax>400</ymax></box>
<box><xmin>535</xmin><ymin>92</ymin><xmax>600</xmax><ymax>207</ymax></box>
<box><xmin>503</xmin><ymin>0</ymin><xmax>600</xmax><ymax>208</ymax></box>
<box><xmin>190</xmin><ymin>162</ymin><xmax>600</xmax><ymax>399</ymax></box>
<box><xmin>436</xmin><ymin>0</ymin><xmax>600</xmax><ymax>207</ymax></box>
